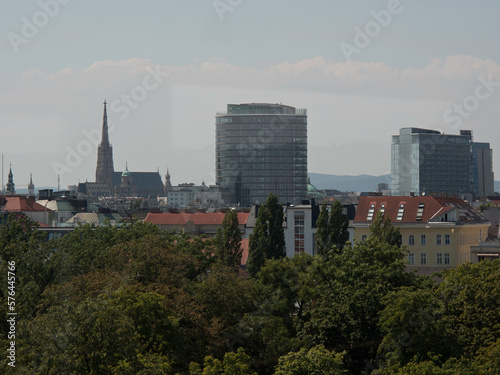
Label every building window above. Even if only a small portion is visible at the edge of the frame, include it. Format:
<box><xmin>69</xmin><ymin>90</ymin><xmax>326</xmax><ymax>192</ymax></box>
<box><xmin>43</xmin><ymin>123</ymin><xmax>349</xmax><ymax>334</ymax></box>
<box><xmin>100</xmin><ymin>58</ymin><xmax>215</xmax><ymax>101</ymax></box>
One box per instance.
<box><xmin>408</xmin><ymin>253</ymin><xmax>415</xmax><ymax>265</ymax></box>
<box><xmin>361</xmin><ymin>234</ymin><xmax>367</xmax><ymax>242</ymax></box>
<box><xmin>445</xmin><ymin>234</ymin><xmax>450</xmax><ymax>245</ymax></box>
<box><xmin>437</xmin><ymin>253</ymin><xmax>443</xmax><ymax>265</ymax></box>
<box><xmin>294</xmin><ymin>211</ymin><xmax>305</xmax><ymax>253</ymax></box>
<box><xmin>436</xmin><ymin>234</ymin><xmax>442</xmax><ymax>245</ymax></box>
<box><xmin>408</xmin><ymin>235</ymin><xmax>415</xmax><ymax>246</ymax></box>
<box><xmin>444</xmin><ymin>253</ymin><xmax>450</xmax><ymax>265</ymax></box>
<box><xmin>421</xmin><ymin>234</ymin><xmax>426</xmax><ymax>246</ymax></box>
<box><xmin>420</xmin><ymin>253</ymin><xmax>427</xmax><ymax>265</ymax></box>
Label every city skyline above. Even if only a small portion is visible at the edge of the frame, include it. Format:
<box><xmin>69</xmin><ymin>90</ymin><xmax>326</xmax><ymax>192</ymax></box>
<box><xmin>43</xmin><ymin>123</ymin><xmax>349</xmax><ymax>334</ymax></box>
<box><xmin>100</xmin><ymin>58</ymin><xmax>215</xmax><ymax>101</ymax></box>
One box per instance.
<box><xmin>1</xmin><ymin>1</ymin><xmax>500</xmax><ymax>188</ymax></box>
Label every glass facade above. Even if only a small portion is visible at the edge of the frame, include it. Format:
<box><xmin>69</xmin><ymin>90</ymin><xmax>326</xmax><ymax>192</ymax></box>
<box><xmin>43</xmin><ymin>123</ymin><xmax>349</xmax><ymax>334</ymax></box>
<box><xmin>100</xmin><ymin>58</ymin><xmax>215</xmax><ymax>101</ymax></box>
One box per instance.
<box><xmin>391</xmin><ymin>128</ymin><xmax>472</xmax><ymax>197</ymax></box>
<box><xmin>215</xmin><ymin>103</ymin><xmax>308</xmax><ymax>206</ymax></box>
<box><xmin>471</xmin><ymin>142</ymin><xmax>494</xmax><ymax>198</ymax></box>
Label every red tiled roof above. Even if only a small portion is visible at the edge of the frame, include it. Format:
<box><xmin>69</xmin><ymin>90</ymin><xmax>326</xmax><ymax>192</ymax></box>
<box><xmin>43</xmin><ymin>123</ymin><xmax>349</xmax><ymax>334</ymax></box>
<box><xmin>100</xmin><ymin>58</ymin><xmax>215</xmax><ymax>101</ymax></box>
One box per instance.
<box><xmin>3</xmin><ymin>196</ymin><xmax>51</xmax><ymax>212</ymax></box>
<box><xmin>144</xmin><ymin>212</ymin><xmax>250</xmax><ymax>226</ymax></box>
<box><xmin>354</xmin><ymin>196</ymin><xmax>487</xmax><ymax>224</ymax></box>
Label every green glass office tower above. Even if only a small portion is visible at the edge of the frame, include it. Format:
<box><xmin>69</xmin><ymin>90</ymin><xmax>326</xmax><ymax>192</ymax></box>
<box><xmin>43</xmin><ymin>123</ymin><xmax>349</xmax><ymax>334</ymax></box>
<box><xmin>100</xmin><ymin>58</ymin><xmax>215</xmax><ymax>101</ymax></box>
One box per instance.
<box><xmin>391</xmin><ymin>128</ymin><xmax>494</xmax><ymax>199</ymax></box>
<box><xmin>216</xmin><ymin>103</ymin><xmax>308</xmax><ymax>207</ymax></box>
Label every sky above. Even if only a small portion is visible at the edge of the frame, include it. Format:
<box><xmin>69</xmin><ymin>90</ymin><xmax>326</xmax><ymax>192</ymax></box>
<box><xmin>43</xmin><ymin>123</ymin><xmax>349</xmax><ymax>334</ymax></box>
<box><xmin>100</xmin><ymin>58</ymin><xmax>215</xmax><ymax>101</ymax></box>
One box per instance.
<box><xmin>1</xmin><ymin>0</ymin><xmax>500</xmax><ymax>189</ymax></box>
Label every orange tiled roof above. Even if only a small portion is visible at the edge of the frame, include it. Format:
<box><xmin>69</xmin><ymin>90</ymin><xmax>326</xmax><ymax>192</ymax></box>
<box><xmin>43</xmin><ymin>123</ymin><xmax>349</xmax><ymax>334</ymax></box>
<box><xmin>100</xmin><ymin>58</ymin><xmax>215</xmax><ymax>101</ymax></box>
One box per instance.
<box><xmin>3</xmin><ymin>196</ymin><xmax>51</xmax><ymax>212</ymax></box>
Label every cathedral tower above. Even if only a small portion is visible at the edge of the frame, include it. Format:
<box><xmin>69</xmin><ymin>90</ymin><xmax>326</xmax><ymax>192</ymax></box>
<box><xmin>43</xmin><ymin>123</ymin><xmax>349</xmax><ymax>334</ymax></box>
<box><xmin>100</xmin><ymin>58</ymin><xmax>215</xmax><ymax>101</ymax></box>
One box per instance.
<box><xmin>95</xmin><ymin>100</ymin><xmax>114</xmax><ymax>186</ymax></box>
<box><xmin>28</xmin><ymin>174</ymin><xmax>35</xmax><ymax>197</ymax></box>
<box><xmin>6</xmin><ymin>164</ymin><xmax>15</xmax><ymax>195</ymax></box>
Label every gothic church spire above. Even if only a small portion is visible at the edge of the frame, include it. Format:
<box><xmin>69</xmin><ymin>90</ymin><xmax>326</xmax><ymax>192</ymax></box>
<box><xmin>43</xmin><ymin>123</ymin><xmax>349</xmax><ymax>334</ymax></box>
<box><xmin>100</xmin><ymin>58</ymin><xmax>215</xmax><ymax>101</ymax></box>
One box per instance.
<box><xmin>96</xmin><ymin>100</ymin><xmax>114</xmax><ymax>186</ymax></box>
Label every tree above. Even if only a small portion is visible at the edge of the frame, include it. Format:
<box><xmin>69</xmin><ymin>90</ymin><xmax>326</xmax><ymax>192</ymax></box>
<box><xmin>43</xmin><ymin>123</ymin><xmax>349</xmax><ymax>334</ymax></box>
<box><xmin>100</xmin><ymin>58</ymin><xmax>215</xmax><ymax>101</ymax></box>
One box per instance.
<box><xmin>248</xmin><ymin>194</ymin><xmax>285</xmax><ymax>276</ymax></box>
<box><xmin>369</xmin><ymin>211</ymin><xmax>402</xmax><ymax>247</ymax></box>
<box><xmin>0</xmin><ymin>214</ymin><xmax>56</xmax><ymax>319</ymax></box>
<box><xmin>297</xmin><ymin>231</ymin><xmax>420</xmax><ymax>374</ymax></box>
<box><xmin>19</xmin><ymin>289</ymin><xmax>179</xmax><ymax>374</ymax></box>
<box><xmin>214</xmin><ymin>209</ymin><xmax>243</xmax><ymax>268</ymax></box>
<box><xmin>329</xmin><ymin>200</ymin><xmax>349</xmax><ymax>250</ymax></box>
<box><xmin>247</xmin><ymin>209</ymin><xmax>268</xmax><ymax>276</ymax></box>
<box><xmin>274</xmin><ymin>345</ymin><xmax>347</xmax><ymax>375</ymax></box>
<box><xmin>315</xmin><ymin>202</ymin><xmax>331</xmax><ymax>256</ymax></box>
<box><xmin>190</xmin><ymin>265</ymin><xmax>256</xmax><ymax>331</ymax></box>
<box><xmin>189</xmin><ymin>348</ymin><xmax>257</xmax><ymax>375</ymax></box>
<box><xmin>315</xmin><ymin>201</ymin><xmax>349</xmax><ymax>256</ymax></box>
<box><xmin>265</xmin><ymin>194</ymin><xmax>286</xmax><ymax>260</ymax></box>
<box><xmin>378</xmin><ymin>260</ymin><xmax>500</xmax><ymax>373</ymax></box>
<box><xmin>258</xmin><ymin>253</ymin><xmax>321</xmax><ymax>319</ymax></box>
<box><xmin>378</xmin><ymin>287</ymin><xmax>458</xmax><ymax>367</ymax></box>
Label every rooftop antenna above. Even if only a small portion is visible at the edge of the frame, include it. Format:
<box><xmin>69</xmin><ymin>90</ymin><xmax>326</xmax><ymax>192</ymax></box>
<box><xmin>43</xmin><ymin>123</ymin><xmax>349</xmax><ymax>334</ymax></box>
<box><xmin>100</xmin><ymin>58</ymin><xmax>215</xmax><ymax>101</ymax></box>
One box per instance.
<box><xmin>57</xmin><ymin>174</ymin><xmax>60</xmax><ymax>191</ymax></box>
<box><xmin>1</xmin><ymin>152</ymin><xmax>3</xmax><ymax>193</ymax></box>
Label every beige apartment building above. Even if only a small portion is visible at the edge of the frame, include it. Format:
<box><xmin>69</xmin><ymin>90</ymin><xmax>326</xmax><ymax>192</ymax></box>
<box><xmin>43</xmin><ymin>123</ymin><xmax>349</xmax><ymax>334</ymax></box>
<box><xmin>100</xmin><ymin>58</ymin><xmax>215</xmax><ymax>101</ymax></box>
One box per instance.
<box><xmin>353</xmin><ymin>196</ymin><xmax>490</xmax><ymax>275</ymax></box>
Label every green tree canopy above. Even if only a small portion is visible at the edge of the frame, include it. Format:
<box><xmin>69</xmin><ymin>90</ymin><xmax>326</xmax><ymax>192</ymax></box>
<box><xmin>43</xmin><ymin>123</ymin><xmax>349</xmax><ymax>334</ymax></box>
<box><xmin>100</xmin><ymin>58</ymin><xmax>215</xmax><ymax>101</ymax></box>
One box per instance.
<box><xmin>378</xmin><ymin>260</ymin><xmax>500</xmax><ymax>372</ymax></box>
<box><xmin>189</xmin><ymin>348</ymin><xmax>256</xmax><ymax>375</ymax></box>
<box><xmin>274</xmin><ymin>345</ymin><xmax>347</xmax><ymax>375</ymax></box>
<box><xmin>315</xmin><ymin>201</ymin><xmax>349</xmax><ymax>256</ymax></box>
<box><xmin>214</xmin><ymin>209</ymin><xmax>243</xmax><ymax>268</ymax></box>
<box><xmin>248</xmin><ymin>194</ymin><xmax>285</xmax><ymax>276</ymax></box>
<box><xmin>369</xmin><ymin>211</ymin><xmax>402</xmax><ymax>247</ymax></box>
<box><xmin>297</xmin><ymin>227</ymin><xmax>420</xmax><ymax>374</ymax></box>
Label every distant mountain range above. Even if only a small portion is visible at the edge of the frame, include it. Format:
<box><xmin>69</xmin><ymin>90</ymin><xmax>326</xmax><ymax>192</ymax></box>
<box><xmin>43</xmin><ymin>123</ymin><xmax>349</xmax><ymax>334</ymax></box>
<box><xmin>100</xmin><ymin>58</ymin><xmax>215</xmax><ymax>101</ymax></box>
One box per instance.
<box><xmin>310</xmin><ymin>173</ymin><xmax>500</xmax><ymax>194</ymax></box>
<box><xmin>309</xmin><ymin>173</ymin><xmax>391</xmax><ymax>192</ymax></box>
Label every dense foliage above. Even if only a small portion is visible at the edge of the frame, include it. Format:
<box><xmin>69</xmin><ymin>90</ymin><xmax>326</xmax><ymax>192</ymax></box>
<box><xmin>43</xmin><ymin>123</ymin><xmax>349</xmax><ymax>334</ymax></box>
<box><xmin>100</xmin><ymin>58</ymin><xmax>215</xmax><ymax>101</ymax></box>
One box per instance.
<box><xmin>0</xmin><ymin>211</ymin><xmax>498</xmax><ymax>374</ymax></box>
<box><xmin>315</xmin><ymin>201</ymin><xmax>349</xmax><ymax>255</ymax></box>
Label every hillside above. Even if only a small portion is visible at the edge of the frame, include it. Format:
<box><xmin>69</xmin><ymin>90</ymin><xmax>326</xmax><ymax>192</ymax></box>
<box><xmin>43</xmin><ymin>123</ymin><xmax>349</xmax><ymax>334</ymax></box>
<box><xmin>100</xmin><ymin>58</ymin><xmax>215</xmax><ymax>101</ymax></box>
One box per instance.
<box><xmin>310</xmin><ymin>173</ymin><xmax>500</xmax><ymax>194</ymax></box>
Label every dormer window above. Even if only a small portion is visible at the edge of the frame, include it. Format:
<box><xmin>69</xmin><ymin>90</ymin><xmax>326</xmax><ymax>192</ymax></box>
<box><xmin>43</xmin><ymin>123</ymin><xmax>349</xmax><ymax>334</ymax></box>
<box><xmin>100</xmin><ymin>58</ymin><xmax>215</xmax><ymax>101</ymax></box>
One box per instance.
<box><xmin>367</xmin><ymin>203</ymin><xmax>375</xmax><ymax>221</ymax></box>
<box><xmin>416</xmin><ymin>203</ymin><xmax>424</xmax><ymax>221</ymax></box>
<box><xmin>380</xmin><ymin>203</ymin><xmax>386</xmax><ymax>216</ymax></box>
<box><xmin>396</xmin><ymin>203</ymin><xmax>405</xmax><ymax>221</ymax></box>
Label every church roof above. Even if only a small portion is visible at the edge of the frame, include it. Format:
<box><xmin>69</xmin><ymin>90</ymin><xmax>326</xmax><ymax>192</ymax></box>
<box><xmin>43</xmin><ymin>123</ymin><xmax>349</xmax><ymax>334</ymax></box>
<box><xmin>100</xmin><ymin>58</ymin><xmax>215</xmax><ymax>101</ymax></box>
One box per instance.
<box><xmin>112</xmin><ymin>172</ymin><xmax>163</xmax><ymax>189</ymax></box>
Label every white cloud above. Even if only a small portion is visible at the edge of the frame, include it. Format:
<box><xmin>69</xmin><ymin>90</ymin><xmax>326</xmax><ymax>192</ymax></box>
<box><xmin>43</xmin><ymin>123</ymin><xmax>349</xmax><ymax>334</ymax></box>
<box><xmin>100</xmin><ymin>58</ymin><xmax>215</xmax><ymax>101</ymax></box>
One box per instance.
<box><xmin>1</xmin><ymin>55</ymin><xmax>499</xmax><ymax>188</ymax></box>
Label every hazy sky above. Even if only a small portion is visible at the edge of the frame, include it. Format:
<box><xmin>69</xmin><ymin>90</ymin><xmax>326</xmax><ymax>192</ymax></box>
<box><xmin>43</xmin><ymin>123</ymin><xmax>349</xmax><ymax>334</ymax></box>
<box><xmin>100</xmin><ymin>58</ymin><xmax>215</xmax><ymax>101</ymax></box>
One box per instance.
<box><xmin>1</xmin><ymin>0</ymin><xmax>500</xmax><ymax>189</ymax></box>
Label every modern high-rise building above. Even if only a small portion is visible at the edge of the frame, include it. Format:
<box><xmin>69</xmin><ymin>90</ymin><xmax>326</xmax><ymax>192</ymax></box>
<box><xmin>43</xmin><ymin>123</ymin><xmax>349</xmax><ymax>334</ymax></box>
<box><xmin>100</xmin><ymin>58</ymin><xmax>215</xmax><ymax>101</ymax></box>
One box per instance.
<box><xmin>391</xmin><ymin>128</ymin><xmax>494</xmax><ymax>199</ymax></box>
<box><xmin>471</xmin><ymin>142</ymin><xmax>494</xmax><ymax>198</ymax></box>
<box><xmin>215</xmin><ymin>103</ymin><xmax>308</xmax><ymax>206</ymax></box>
